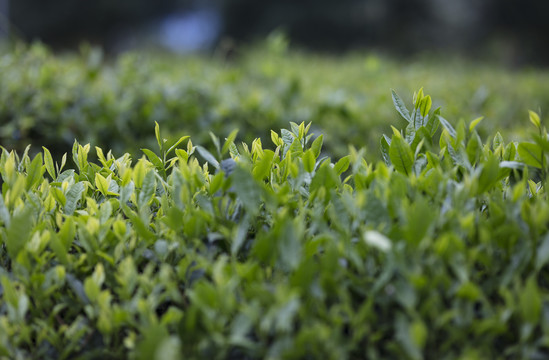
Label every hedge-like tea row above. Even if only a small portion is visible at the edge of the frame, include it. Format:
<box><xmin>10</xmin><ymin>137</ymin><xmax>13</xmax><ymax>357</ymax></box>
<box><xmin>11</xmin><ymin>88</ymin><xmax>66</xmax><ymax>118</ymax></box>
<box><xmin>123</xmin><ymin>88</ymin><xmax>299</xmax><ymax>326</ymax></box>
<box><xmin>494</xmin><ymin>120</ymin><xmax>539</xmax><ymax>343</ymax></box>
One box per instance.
<box><xmin>1</xmin><ymin>90</ymin><xmax>549</xmax><ymax>359</ymax></box>
<box><xmin>3</xmin><ymin>42</ymin><xmax>549</xmax><ymax>161</ymax></box>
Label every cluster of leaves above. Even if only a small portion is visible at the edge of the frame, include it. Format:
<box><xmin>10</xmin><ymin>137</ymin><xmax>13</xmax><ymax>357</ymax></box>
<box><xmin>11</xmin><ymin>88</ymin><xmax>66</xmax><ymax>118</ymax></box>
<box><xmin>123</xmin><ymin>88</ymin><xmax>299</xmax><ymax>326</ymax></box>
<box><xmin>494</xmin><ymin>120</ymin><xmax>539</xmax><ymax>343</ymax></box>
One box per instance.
<box><xmin>1</xmin><ymin>90</ymin><xmax>549</xmax><ymax>359</ymax></box>
<box><xmin>3</xmin><ymin>42</ymin><xmax>549</xmax><ymax>161</ymax></box>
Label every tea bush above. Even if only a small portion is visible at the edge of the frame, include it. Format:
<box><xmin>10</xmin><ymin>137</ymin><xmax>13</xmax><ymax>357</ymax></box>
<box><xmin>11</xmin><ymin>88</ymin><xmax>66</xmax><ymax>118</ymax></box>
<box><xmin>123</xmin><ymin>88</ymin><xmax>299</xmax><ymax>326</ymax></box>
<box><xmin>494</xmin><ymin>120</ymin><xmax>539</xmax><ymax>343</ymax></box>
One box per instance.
<box><xmin>2</xmin><ymin>42</ymin><xmax>549</xmax><ymax>160</ymax></box>
<box><xmin>1</xmin><ymin>89</ymin><xmax>549</xmax><ymax>359</ymax></box>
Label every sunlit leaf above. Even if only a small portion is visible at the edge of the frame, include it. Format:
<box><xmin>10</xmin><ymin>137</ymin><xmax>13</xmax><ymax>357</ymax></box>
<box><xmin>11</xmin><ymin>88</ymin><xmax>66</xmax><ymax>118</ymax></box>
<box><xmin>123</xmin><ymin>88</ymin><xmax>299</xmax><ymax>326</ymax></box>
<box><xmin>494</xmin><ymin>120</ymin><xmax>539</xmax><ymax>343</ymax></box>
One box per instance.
<box><xmin>221</xmin><ymin>129</ymin><xmax>239</xmax><ymax>156</ymax></box>
<box><xmin>310</xmin><ymin>134</ymin><xmax>323</xmax><ymax>158</ymax></box>
<box><xmin>43</xmin><ymin>146</ymin><xmax>56</xmax><ymax>180</ymax></box>
<box><xmin>95</xmin><ymin>172</ymin><xmax>110</xmax><ymax>196</ymax></box>
<box><xmin>253</xmin><ymin>149</ymin><xmax>275</xmax><ymax>180</ymax></box>
<box><xmin>302</xmin><ymin>149</ymin><xmax>315</xmax><ymax>173</ymax></box>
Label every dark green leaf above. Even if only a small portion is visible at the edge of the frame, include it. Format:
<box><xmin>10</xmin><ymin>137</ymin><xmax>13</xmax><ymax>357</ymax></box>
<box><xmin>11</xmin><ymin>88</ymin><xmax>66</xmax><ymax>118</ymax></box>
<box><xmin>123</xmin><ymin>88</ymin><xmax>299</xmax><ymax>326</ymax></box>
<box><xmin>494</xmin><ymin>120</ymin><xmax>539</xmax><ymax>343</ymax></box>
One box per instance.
<box><xmin>518</xmin><ymin>142</ymin><xmax>544</xmax><ymax>168</ymax></box>
<box><xmin>142</xmin><ymin>148</ymin><xmax>166</xmax><ymax>174</ymax></box>
<box><xmin>26</xmin><ymin>153</ymin><xmax>44</xmax><ymax>190</ymax></box>
<box><xmin>64</xmin><ymin>182</ymin><xmax>85</xmax><ymax>216</ymax></box>
<box><xmin>520</xmin><ymin>277</ymin><xmax>541</xmax><ymax>324</ymax></box>
<box><xmin>478</xmin><ymin>155</ymin><xmax>500</xmax><ymax>193</ymax></box>
<box><xmin>66</xmin><ymin>273</ymin><xmax>90</xmax><ymax>305</ymax></box>
<box><xmin>391</xmin><ymin>89</ymin><xmax>411</xmax><ymax>122</ymax></box>
<box><xmin>166</xmin><ymin>135</ymin><xmax>190</xmax><ymax>156</ymax></box>
<box><xmin>466</xmin><ymin>131</ymin><xmax>482</xmax><ymax>165</ymax></box>
<box><xmin>389</xmin><ymin>130</ymin><xmax>414</xmax><ymax>176</ymax></box>
<box><xmin>209</xmin><ymin>132</ymin><xmax>221</xmax><ymax>156</ymax></box>
<box><xmin>310</xmin><ymin>162</ymin><xmax>339</xmax><ymax>194</ymax></box>
<box><xmin>536</xmin><ymin>233</ymin><xmax>549</xmax><ymax>270</ymax></box>
<box><xmin>231</xmin><ymin>165</ymin><xmax>263</xmax><ymax>215</ymax></box>
<box><xmin>195</xmin><ymin>145</ymin><xmax>220</xmax><ymax>169</ymax></box>
<box><xmin>138</xmin><ymin>170</ymin><xmax>156</xmax><ymax>208</ymax></box>
<box><xmin>6</xmin><ymin>206</ymin><xmax>33</xmax><ymax>258</ymax></box>
<box><xmin>380</xmin><ymin>135</ymin><xmax>391</xmax><ymax>166</ymax></box>
<box><xmin>437</xmin><ymin>115</ymin><xmax>457</xmax><ymax>139</ymax></box>
<box><xmin>0</xmin><ymin>193</ymin><xmax>9</xmax><ymax>226</ymax></box>
<box><xmin>281</xmin><ymin>129</ymin><xmax>295</xmax><ymax>146</ymax></box>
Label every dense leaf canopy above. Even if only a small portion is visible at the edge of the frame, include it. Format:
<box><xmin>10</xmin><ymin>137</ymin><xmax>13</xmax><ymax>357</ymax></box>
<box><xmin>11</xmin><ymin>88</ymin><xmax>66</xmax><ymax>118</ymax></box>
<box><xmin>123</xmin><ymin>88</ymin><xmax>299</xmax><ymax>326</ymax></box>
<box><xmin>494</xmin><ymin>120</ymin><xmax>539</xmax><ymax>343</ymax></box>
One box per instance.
<box><xmin>1</xmin><ymin>86</ymin><xmax>549</xmax><ymax>359</ymax></box>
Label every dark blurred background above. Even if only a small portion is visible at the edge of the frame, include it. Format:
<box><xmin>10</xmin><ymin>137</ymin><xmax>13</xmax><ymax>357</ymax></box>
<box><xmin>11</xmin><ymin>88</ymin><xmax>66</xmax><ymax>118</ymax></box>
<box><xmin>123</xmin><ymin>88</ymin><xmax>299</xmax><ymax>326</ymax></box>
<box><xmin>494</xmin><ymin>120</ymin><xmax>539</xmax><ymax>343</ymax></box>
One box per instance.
<box><xmin>2</xmin><ymin>0</ymin><xmax>549</xmax><ymax>66</ymax></box>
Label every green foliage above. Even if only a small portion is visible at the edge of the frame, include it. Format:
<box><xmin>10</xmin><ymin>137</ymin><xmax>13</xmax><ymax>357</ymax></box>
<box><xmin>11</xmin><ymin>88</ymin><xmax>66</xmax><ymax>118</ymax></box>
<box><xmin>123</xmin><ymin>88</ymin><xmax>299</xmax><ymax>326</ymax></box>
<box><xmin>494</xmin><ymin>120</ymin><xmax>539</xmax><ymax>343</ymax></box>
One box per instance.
<box><xmin>1</xmin><ymin>89</ymin><xmax>549</xmax><ymax>359</ymax></box>
<box><xmin>3</xmin><ymin>43</ymin><xmax>549</xmax><ymax>162</ymax></box>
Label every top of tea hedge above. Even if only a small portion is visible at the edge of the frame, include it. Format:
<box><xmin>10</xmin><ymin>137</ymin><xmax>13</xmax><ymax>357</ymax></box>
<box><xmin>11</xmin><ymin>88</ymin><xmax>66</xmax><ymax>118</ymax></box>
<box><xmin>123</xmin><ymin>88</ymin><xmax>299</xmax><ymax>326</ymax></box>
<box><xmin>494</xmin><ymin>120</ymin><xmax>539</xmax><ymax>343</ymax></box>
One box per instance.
<box><xmin>1</xmin><ymin>89</ymin><xmax>549</xmax><ymax>359</ymax></box>
<box><xmin>2</xmin><ymin>42</ymin><xmax>549</xmax><ymax>161</ymax></box>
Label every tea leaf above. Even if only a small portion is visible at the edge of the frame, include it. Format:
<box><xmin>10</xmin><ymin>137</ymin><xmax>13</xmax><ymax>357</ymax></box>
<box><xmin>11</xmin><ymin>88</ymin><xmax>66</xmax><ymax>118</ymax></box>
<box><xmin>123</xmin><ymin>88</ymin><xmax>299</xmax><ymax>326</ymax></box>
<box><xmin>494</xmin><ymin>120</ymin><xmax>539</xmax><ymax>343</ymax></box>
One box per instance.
<box><xmin>253</xmin><ymin>150</ymin><xmax>275</xmax><ymax>180</ymax></box>
<box><xmin>209</xmin><ymin>132</ymin><xmax>221</xmax><ymax>156</ymax></box>
<box><xmin>26</xmin><ymin>153</ymin><xmax>44</xmax><ymax>190</ymax></box>
<box><xmin>380</xmin><ymin>135</ymin><xmax>391</xmax><ymax>166</ymax></box>
<box><xmin>221</xmin><ymin>129</ymin><xmax>239</xmax><ymax>156</ymax></box>
<box><xmin>195</xmin><ymin>145</ymin><xmax>220</xmax><ymax>169</ymax></box>
<box><xmin>95</xmin><ymin>173</ymin><xmax>110</xmax><ymax>196</ymax></box>
<box><xmin>438</xmin><ymin>115</ymin><xmax>457</xmax><ymax>139</ymax></box>
<box><xmin>529</xmin><ymin>110</ymin><xmax>541</xmax><ymax>129</ymax></box>
<box><xmin>271</xmin><ymin>130</ymin><xmax>282</xmax><ymax>147</ymax></box>
<box><xmin>302</xmin><ymin>149</ymin><xmax>315</xmax><ymax>173</ymax></box>
<box><xmin>518</xmin><ymin>142</ymin><xmax>544</xmax><ymax>168</ymax></box>
<box><xmin>142</xmin><ymin>149</ymin><xmax>165</xmax><ymax>175</ymax></box>
<box><xmin>334</xmin><ymin>155</ymin><xmax>351</xmax><ymax>175</ymax></box>
<box><xmin>6</xmin><ymin>206</ymin><xmax>33</xmax><ymax>258</ymax></box>
<box><xmin>64</xmin><ymin>182</ymin><xmax>85</xmax><ymax>215</ymax></box>
<box><xmin>520</xmin><ymin>277</ymin><xmax>541</xmax><ymax>324</ymax></box>
<box><xmin>469</xmin><ymin>116</ymin><xmax>484</xmax><ymax>132</ymax></box>
<box><xmin>310</xmin><ymin>134</ymin><xmax>324</xmax><ymax>158</ymax></box>
<box><xmin>389</xmin><ymin>130</ymin><xmax>414</xmax><ymax>176</ymax></box>
<box><xmin>391</xmin><ymin>89</ymin><xmax>411</xmax><ymax>122</ymax></box>
<box><xmin>536</xmin><ymin>233</ymin><xmax>549</xmax><ymax>270</ymax></box>
<box><xmin>0</xmin><ymin>193</ymin><xmax>9</xmax><ymax>226</ymax></box>
<box><xmin>166</xmin><ymin>135</ymin><xmax>190</xmax><ymax>157</ymax></box>
<box><xmin>232</xmin><ymin>165</ymin><xmax>262</xmax><ymax>214</ymax></box>
<box><xmin>155</xmin><ymin>121</ymin><xmax>162</xmax><ymax>152</ymax></box>
<box><xmin>43</xmin><ymin>147</ymin><xmax>56</xmax><ymax>180</ymax></box>
<box><xmin>419</xmin><ymin>95</ymin><xmax>432</xmax><ymax>118</ymax></box>
<box><xmin>138</xmin><ymin>170</ymin><xmax>156</xmax><ymax>208</ymax></box>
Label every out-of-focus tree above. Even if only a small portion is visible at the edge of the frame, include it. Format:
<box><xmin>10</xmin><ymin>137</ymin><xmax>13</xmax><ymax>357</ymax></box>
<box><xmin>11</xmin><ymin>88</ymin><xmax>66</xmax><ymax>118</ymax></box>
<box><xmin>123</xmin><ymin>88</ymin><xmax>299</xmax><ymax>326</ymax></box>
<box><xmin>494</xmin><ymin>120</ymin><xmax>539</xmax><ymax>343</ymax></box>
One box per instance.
<box><xmin>10</xmin><ymin>0</ymin><xmax>180</xmax><ymax>47</ymax></box>
<box><xmin>0</xmin><ymin>0</ymin><xmax>8</xmax><ymax>38</ymax></box>
<box><xmin>488</xmin><ymin>0</ymin><xmax>549</xmax><ymax>65</ymax></box>
<box><xmin>6</xmin><ymin>0</ymin><xmax>549</xmax><ymax>65</ymax></box>
<box><xmin>221</xmin><ymin>0</ymin><xmax>549</xmax><ymax>65</ymax></box>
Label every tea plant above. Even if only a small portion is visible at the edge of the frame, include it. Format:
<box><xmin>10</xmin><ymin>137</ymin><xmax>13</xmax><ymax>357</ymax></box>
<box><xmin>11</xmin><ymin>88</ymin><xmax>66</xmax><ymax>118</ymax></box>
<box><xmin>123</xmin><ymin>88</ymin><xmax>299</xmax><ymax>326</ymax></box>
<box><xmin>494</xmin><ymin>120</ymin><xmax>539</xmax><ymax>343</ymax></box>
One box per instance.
<box><xmin>2</xmin><ymin>42</ymin><xmax>549</xmax><ymax>160</ymax></box>
<box><xmin>1</xmin><ymin>90</ymin><xmax>549</xmax><ymax>359</ymax></box>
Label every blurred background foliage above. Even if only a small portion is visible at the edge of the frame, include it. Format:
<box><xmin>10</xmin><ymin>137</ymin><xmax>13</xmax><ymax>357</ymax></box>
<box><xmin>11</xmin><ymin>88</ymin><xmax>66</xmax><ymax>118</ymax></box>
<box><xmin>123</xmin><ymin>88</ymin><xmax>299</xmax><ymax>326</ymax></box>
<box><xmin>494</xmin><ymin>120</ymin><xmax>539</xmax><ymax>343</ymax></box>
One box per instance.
<box><xmin>1</xmin><ymin>39</ymin><xmax>549</xmax><ymax>161</ymax></box>
<box><xmin>2</xmin><ymin>0</ymin><xmax>549</xmax><ymax>159</ymax></box>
